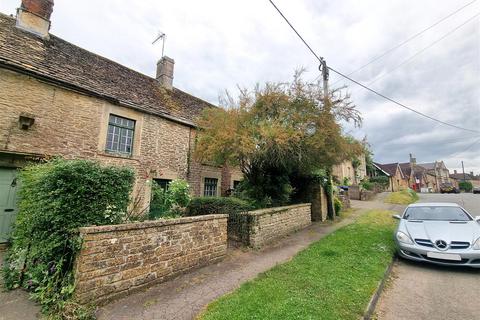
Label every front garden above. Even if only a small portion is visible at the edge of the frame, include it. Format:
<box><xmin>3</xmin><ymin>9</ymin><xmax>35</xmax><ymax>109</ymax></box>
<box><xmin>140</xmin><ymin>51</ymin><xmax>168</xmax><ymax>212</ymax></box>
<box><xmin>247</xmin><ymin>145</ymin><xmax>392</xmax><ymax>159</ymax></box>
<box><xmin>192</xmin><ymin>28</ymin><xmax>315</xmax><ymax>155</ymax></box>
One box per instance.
<box><xmin>199</xmin><ymin>209</ymin><xmax>396</xmax><ymax>320</ymax></box>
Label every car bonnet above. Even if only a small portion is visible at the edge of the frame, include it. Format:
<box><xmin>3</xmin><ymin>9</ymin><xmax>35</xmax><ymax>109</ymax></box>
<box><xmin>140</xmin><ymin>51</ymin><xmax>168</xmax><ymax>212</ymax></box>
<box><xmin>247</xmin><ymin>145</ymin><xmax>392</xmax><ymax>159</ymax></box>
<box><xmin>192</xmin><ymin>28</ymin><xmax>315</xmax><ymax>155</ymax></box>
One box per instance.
<box><xmin>403</xmin><ymin>220</ymin><xmax>480</xmax><ymax>244</ymax></box>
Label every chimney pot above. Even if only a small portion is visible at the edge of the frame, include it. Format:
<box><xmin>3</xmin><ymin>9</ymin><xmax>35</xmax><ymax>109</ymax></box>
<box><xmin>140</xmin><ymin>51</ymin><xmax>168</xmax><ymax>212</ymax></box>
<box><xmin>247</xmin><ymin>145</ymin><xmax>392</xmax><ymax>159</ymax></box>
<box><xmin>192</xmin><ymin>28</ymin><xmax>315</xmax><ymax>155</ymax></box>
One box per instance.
<box><xmin>16</xmin><ymin>0</ymin><xmax>54</xmax><ymax>39</ymax></box>
<box><xmin>156</xmin><ymin>56</ymin><xmax>175</xmax><ymax>90</ymax></box>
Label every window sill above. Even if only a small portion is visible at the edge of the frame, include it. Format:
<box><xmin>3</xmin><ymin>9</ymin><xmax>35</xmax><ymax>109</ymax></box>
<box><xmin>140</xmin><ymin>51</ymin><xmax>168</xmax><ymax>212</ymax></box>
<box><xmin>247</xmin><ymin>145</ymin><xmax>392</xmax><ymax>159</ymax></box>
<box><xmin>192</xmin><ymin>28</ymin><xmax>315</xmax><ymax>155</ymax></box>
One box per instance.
<box><xmin>99</xmin><ymin>151</ymin><xmax>139</xmax><ymax>161</ymax></box>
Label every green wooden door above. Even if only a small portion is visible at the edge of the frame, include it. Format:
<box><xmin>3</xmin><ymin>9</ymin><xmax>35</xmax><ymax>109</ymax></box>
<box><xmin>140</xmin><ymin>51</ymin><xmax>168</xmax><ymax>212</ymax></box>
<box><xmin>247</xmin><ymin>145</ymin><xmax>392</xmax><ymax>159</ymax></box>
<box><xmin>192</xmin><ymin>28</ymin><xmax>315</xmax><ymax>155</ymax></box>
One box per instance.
<box><xmin>0</xmin><ymin>168</ymin><xmax>19</xmax><ymax>243</ymax></box>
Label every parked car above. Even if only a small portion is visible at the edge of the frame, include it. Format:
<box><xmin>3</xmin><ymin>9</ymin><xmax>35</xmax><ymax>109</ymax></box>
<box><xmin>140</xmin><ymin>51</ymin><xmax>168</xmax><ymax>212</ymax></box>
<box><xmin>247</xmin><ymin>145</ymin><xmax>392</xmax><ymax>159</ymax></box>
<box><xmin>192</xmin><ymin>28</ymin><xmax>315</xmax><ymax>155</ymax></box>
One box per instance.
<box><xmin>473</xmin><ymin>186</ymin><xmax>480</xmax><ymax>194</ymax></box>
<box><xmin>392</xmin><ymin>203</ymin><xmax>480</xmax><ymax>268</ymax></box>
<box><xmin>440</xmin><ymin>183</ymin><xmax>459</xmax><ymax>194</ymax></box>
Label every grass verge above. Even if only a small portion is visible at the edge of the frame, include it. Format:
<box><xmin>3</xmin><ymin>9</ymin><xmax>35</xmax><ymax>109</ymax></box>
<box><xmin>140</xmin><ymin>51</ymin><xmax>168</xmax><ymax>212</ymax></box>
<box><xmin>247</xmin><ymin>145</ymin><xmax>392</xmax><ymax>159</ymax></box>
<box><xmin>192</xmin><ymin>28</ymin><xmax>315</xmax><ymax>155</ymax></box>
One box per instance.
<box><xmin>384</xmin><ymin>189</ymin><xmax>419</xmax><ymax>205</ymax></box>
<box><xmin>199</xmin><ymin>210</ymin><xmax>396</xmax><ymax>320</ymax></box>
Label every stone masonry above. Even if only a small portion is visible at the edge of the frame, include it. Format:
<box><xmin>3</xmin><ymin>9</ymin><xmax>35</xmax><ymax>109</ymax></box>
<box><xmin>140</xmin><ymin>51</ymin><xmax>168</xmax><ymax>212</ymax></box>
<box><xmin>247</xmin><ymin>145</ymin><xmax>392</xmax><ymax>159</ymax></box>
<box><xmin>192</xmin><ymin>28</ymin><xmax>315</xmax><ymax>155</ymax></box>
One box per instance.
<box><xmin>74</xmin><ymin>214</ymin><xmax>228</xmax><ymax>304</ymax></box>
<box><xmin>229</xmin><ymin>204</ymin><xmax>312</xmax><ymax>248</ymax></box>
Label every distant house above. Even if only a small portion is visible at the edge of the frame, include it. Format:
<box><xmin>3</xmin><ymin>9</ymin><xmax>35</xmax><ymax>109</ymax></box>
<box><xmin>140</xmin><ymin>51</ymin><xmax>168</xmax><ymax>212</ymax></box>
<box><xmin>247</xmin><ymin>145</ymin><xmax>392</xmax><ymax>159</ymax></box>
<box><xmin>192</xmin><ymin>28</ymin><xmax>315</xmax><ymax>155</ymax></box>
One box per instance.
<box><xmin>398</xmin><ymin>154</ymin><xmax>455</xmax><ymax>193</ymax></box>
<box><xmin>371</xmin><ymin>162</ymin><xmax>408</xmax><ymax>192</ymax></box>
<box><xmin>415</xmin><ymin>161</ymin><xmax>452</xmax><ymax>192</ymax></box>
<box><xmin>450</xmin><ymin>170</ymin><xmax>480</xmax><ymax>188</ymax></box>
<box><xmin>332</xmin><ymin>155</ymin><xmax>367</xmax><ymax>185</ymax></box>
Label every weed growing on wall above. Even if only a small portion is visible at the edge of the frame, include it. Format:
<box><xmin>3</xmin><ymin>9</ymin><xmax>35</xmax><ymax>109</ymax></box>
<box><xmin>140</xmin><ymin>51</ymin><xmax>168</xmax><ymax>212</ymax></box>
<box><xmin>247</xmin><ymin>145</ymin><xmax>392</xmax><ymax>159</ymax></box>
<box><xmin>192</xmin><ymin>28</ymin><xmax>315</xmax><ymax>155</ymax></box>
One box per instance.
<box><xmin>2</xmin><ymin>159</ymin><xmax>134</xmax><ymax>318</ymax></box>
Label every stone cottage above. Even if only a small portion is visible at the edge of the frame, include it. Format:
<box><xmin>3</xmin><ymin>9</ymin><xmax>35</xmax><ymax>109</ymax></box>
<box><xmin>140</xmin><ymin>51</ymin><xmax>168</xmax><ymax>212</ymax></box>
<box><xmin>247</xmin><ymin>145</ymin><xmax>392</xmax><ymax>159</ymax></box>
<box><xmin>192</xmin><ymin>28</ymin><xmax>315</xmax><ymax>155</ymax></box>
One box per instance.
<box><xmin>0</xmin><ymin>0</ymin><xmax>243</xmax><ymax>242</ymax></box>
<box><xmin>331</xmin><ymin>155</ymin><xmax>367</xmax><ymax>185</ymax></box>
<box><xmin>372</xmin><ymin>162</ymin><xmax>409</xmax><ymax>192</ymax></box>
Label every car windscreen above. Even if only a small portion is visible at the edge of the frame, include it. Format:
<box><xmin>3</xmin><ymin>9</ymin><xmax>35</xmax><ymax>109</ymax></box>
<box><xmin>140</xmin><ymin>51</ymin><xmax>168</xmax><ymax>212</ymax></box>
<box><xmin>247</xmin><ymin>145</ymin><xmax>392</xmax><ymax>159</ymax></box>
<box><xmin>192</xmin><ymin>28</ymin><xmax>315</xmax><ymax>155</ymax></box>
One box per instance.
<box><xmin>403</xmin><ymin>206</ymin><xmax>472</xmax><ymax>221</ymax></box>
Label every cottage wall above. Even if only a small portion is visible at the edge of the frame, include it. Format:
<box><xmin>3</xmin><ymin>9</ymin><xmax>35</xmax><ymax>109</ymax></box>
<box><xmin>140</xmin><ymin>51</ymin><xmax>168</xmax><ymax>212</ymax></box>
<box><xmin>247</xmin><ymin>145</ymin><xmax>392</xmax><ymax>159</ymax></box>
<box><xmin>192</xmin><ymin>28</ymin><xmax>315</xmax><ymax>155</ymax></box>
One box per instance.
<box><xmin>0</xmin><ymin>69</ymin><xmax>225</xmax><ymax>205</ymax></box>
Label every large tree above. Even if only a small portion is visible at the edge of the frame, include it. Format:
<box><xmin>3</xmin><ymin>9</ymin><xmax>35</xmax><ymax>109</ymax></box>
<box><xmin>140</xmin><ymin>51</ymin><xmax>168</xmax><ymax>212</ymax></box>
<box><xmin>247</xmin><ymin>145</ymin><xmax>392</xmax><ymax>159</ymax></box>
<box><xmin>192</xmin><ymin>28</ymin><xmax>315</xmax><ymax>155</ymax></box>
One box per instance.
<box><xmin>195</xmin><ymin>71</ymin><xmax>363</xmax><ymax>206</ymax></box>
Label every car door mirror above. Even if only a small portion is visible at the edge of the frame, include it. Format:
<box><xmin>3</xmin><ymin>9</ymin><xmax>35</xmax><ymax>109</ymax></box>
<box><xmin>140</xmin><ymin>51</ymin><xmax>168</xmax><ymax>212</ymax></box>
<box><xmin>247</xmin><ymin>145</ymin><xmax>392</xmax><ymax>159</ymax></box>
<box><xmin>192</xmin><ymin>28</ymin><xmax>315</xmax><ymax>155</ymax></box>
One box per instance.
<box><xmin>392</xmin><ymin>214</ymin><xmax>402</xmax><ymax>220</ymax></box>
<box><xmin>475</xmin><ymin>216</ymin><xmax>480</xmax><ymax>222</ymax></box>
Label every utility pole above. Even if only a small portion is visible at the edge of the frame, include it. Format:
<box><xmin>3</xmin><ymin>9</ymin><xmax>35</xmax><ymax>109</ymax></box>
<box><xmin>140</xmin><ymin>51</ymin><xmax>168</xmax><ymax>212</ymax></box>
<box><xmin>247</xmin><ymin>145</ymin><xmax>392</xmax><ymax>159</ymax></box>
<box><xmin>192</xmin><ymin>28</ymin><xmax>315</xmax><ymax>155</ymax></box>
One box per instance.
<box><xmin>320</xmin><ymin>59</ymin><xmax>336</xmax><ymax>220</ymax></box>
<box><xmin>462</xmin><ymin>160</ymin><xmax>466</xmax><ymax>181</ymax></box>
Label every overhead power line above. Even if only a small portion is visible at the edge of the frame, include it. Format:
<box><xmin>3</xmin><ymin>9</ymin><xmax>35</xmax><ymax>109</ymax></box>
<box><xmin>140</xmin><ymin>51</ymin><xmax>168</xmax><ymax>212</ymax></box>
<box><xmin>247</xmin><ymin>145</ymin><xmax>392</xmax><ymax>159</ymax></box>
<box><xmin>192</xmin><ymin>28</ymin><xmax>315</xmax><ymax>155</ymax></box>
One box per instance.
<box><xmin>449</xmin><ymin>137</ymin><xmax>480</xmax><ymax>158</ymax></box>
<box><xmin>368</xmin><ymin>12</ymin><xmax>480</xmax><ymax>86</ymax></box>
<box><xmin>268</xmin><ymin>0</ymin><xmax>480</xmax><ymax>134</ymax></box>
<box><xmin>333</xmin><ymin>0</ymin><xmax>478</xmax><ymax>84</ymax></box>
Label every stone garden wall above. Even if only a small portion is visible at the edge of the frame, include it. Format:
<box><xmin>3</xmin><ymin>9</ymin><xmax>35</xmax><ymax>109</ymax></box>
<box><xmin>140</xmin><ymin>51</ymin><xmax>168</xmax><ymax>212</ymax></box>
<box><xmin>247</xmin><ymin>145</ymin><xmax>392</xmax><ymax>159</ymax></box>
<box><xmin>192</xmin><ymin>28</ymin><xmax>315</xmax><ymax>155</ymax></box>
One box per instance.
<box><xmin>74</xmin><ymin>214</ymin><xmax>228</xmax><ymax>304</ymax></box>
<box><xmin>229</xmin><ymin>204</ymin><xmax>311</xmax><ymax>248</ymax></box>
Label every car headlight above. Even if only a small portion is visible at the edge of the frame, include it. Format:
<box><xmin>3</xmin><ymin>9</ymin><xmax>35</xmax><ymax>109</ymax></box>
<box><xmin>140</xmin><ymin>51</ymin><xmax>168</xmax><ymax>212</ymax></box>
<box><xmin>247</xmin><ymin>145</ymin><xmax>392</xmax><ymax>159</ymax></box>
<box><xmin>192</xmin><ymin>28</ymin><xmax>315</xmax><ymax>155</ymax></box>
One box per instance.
<box><xmin>396</xmin><ymin>231</ymin><xmax>413</xmax><ymax>245</ymax></box>
<box><xmin>473</xmin><ymin>238</ymin><xmax>480</xmax><ymax>250</ymax></box>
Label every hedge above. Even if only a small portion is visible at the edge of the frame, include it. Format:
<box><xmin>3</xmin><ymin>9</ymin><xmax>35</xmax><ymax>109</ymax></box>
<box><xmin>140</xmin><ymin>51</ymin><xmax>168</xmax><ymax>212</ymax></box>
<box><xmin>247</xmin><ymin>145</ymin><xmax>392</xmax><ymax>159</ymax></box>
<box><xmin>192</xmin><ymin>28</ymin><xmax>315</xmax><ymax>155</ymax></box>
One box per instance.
<box><xmin>186</xmin><ymin>197</ymin><xmax>254</xmax><ymax>216</ymax></box>
<box><xmin>2</xmin><ymin>159</ymin><xmax>134</xmax><ymax>318</ymax></box>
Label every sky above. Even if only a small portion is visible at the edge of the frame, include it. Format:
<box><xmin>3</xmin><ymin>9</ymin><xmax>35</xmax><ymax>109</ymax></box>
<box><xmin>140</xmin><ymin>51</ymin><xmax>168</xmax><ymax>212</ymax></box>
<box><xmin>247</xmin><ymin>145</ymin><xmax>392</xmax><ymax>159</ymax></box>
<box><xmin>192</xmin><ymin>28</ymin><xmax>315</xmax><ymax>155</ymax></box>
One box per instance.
<box><xmin>1</xmin><ymin>0</ymin><xmax>479</xmax><ymax>174</ymax></box>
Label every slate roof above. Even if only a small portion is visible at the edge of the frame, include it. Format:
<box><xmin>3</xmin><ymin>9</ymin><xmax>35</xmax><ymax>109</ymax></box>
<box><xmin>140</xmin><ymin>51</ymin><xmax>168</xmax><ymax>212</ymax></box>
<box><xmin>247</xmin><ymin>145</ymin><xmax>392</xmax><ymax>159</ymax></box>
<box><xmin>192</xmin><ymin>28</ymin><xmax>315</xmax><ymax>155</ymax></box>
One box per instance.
<box><xmin>399</xmin><ymin>163</ymin><xmax>411</xmax><ymax>177</ymax></box>
<box><xmin>417</xmin><ymin>162</ymin><xmax>436</xmax><ymax>170</ymax></box>
<box><xmin>0</xmin><ymin>13</ymin><xmax>214</xmax><ymax>126</ymax></box>
<box><xmin>450</xmin><ymin>173</ymin><xmax>474</xmax><ymax>180</ymax></box>
<box><xmin>374</xmin><ymin>162</ymin><xmax>402</xmax><ymax>177</ymax></box>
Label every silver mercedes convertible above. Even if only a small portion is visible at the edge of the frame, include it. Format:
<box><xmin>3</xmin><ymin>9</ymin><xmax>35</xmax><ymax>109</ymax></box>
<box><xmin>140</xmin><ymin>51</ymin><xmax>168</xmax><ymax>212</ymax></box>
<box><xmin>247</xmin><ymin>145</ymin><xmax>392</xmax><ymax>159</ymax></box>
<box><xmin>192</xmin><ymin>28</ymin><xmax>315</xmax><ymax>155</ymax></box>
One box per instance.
<box><xmin>393</xmin><ymin>203</ymin><xmax>480</xmax><ymax>268</ymax></box>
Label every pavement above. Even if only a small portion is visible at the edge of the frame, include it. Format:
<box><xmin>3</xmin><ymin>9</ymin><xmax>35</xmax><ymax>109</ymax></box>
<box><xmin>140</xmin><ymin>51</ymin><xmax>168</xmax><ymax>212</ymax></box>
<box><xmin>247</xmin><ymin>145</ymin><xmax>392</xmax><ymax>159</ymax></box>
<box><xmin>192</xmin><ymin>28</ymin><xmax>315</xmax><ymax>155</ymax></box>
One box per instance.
<box><xmin>0</xmin><ymin>200</ymin><xmax>378</xmax><ymax>320</ymax></box>
<box><xmin>375</xmin><ymin>193</ymin><xmax>480</xmax><ymax>320</ymax></box>
<box><xmin>0</xmin><ymin>251</ymin><xmax>41</xmax><ymax>320</ymax></box>
<box><xmin>97</xmin><ymin>202</ymin><xmax>376</xmax><ymax>320</ymax></box>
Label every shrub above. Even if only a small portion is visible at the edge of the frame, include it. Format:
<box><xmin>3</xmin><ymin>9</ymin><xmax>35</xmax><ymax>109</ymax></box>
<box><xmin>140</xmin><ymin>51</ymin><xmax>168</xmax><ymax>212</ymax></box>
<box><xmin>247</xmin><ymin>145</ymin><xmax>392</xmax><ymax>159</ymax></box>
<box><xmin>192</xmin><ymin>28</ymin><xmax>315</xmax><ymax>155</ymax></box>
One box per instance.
<box><xmin>2</xmin><ymin>159</ymin><xmax>134</xmax><ymax>318</ymax></box>
<box><xmin>369</xmin><ymin>176</ymin><xmax>389</xmax><ymax>187</ymax></box>
<box><xmin>360</xmin><ymin>180</ymin><xmax>373</xmax><ymax>190</ymax></box>
<box><xmin>334</xmin><ymin>197</ymin><xmax>343</xmax><ymax>214</ymax></box>
<box><xmin>186</xmin><ymin>197</ymin><xmax>254</xmax><ymax>216</ymax></box>
<box><xmin>148</xmin><ymin>179</ymin><xmax>191</xmax><ymax>219</ymax></box>
<box><xmin>385</xmin><ymin>188</ymin><xmax>419</xmax><ymax>205</ymax></box>
<box><xmin>459</xmin><ymin>181</ymin><xmax>473</xmax><ymax>192</ymax></box>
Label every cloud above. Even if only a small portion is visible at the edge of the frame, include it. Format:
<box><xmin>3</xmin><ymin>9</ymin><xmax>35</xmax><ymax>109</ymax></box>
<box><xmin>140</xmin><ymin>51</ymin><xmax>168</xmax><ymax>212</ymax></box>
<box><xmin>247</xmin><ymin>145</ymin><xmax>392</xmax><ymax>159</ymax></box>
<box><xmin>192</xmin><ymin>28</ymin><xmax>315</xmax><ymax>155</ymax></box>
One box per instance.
<box><xmin>1</xmin><ymin>0</ymin><xmax>479</xmax><ymax>172</ymax></box>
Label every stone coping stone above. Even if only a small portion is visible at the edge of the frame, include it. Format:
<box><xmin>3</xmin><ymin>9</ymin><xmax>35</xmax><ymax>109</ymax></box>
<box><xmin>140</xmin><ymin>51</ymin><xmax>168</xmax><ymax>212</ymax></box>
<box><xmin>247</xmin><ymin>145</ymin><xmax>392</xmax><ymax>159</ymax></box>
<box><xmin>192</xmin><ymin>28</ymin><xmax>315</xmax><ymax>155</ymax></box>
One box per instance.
<box><xmin>78</xmin><ymin>214</ymin><xmax>228</xmax><ymax>234</ymax></box>
<box><xmin>240</xmin><ymin>203</ymin><xmax>311</xmax><ymax>217</ymax></box>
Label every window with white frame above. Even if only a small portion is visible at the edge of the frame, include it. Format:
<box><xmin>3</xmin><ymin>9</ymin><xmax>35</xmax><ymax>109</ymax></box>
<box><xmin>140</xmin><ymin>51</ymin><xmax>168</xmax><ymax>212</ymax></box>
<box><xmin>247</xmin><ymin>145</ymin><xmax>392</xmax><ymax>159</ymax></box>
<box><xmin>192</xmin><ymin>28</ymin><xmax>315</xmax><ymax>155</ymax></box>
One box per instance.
<box><xmin>106</xmin><ymin>114</ymin><xmax>135</xmax><ymax>155</ymax></box>
<box><xmin>203</xmin><ymin>178</ymin><xmax>218</xmax><ymax>197</ymax></box>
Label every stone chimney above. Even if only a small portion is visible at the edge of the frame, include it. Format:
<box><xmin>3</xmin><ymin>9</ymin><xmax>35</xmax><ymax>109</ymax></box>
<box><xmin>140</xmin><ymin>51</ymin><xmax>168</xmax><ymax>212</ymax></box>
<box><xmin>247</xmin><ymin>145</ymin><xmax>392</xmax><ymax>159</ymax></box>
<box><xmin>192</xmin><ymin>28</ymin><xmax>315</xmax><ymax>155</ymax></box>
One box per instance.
<box><xmin>454</xmin><ymin>170</ymin><xmax>457</xmax><ymax>174</ymax></box>
<box><xmin>409</xmin><ymin>153</ymin><xmax>416</xmax><ymax>167</ymax></box>
<box><xmin>156</xmin><ymin>56</ymin><xmax>174</xmax><ymax>90</ymax></box>
<box><xmin>16</xmin><ymin>0</ymin><xmax>54</xmax><ymax>39</ymax></box>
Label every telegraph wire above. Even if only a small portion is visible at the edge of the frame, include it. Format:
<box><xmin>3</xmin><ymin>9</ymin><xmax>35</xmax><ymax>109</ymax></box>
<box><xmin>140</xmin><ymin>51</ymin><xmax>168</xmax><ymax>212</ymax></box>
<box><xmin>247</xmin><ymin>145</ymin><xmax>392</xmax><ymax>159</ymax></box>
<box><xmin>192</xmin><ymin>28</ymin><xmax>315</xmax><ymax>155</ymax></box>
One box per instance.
<box><xmin>268</xmin><ymin>0</ymin><xmax>480</xmax><ymax>134</ymax></box>
<box><xmin>329</xmin><ymin>0</ymin><xmax>478</xmax><ymax>85</ymax></box>
<box><xmin>367</xmin><ymin>12</ymin><xmax>480</xmax><ymax>86</ymax></box>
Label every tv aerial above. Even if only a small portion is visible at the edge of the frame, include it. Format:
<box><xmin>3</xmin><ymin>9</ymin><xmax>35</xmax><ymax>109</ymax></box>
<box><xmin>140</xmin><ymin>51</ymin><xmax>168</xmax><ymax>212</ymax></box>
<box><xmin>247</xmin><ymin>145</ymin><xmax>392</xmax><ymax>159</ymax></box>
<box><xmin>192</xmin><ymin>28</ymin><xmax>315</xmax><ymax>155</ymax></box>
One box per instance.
<box><xmin>152</xmin><ymin>31</ymin><xmax>166</xmax><ymax>57</ymax></box>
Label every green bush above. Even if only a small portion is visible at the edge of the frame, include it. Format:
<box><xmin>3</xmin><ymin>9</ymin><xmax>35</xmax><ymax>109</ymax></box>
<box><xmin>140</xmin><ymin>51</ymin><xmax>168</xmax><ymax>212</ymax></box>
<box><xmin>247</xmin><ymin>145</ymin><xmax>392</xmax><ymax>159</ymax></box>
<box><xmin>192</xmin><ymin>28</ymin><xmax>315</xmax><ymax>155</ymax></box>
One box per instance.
<box><xmin>369</xmin><ymin>176</ymin><xmax>389</xmax><ymax>187</ymax></box>
<box><xmin>459</xmin><ymin>181</ymin><xmax>473</xmax><ymax>192</ymax></box>
<box><xmin>360</xmin><ymin>180</ymin><xmax>373</xmax><ymax>190</ymax></box>
<box><xmin>148</xmin><ymin>179</ymin><xmax>191</xmax><ymax>219</ymax></box>
<box><xmin>186</xmin><ymin>197</ymin><xmax>254</xmax><ymax>216</ymax></box>
<box><xmin>334</xmin><ymin>197</ymin><xmax>343</xmax><ymax>214</ymax></box>
<box><xmin>2</xmin><ymin>159</ymin><xmax>134</xmax><ymax>318</ymax></box>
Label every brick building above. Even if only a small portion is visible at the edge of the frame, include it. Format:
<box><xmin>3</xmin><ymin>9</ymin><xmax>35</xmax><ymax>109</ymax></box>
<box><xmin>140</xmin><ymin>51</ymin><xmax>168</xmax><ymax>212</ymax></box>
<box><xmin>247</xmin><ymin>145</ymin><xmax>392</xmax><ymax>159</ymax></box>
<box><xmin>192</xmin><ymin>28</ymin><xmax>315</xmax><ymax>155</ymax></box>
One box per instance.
<box><xmin>0</xmin><ymin>1</ymin><xmax>242</xmax><ymax>242</ymax></box>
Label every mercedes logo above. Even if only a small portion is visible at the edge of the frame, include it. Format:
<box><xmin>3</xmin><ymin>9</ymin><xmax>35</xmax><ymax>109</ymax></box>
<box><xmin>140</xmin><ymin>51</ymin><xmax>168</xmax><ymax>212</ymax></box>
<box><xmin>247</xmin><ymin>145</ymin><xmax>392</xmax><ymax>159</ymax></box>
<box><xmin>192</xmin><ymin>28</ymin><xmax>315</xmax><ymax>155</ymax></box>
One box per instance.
<box><xmin>435</xmin><ymin>239</ymin><xmax>448</xmax><ymax>251</ymax></box>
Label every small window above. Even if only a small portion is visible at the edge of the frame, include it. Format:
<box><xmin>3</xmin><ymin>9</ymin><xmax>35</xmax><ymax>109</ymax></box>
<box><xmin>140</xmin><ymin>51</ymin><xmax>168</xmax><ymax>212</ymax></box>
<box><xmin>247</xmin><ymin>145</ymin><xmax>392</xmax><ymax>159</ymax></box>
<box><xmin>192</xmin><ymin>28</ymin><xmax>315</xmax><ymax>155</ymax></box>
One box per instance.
<box><xmin>106</xmin><ymin>114</ymin><xmax>135</xmax><ymax>155</ymax></box>
<box><xmin>204</xmin><ymin>178</ymin><xmax>218</xmax><ymax>197</ymax></box>
<box><xmin>154</xmin><ymin>179</ymin><xmax>171</xmax><ymax>192</ymax></box>
<box><xmin>233</xmin><ymin>180</ymin><xmax>241</xmax><ymax>189</ymax></box>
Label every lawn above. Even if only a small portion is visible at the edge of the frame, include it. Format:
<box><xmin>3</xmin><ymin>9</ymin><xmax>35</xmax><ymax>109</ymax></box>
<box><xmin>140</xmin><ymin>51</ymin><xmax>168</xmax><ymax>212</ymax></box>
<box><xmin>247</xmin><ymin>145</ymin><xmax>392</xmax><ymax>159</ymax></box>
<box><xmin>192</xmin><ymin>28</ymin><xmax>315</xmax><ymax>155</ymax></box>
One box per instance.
<box><xmin>199</xmin><ymin>210</ymin><xmax>396</xmax><ymax>320</ymax></box>
<box><xmin>384</xmin><ymin>189</ymin><xmax>419</xmax><ymax>205</ymax></box>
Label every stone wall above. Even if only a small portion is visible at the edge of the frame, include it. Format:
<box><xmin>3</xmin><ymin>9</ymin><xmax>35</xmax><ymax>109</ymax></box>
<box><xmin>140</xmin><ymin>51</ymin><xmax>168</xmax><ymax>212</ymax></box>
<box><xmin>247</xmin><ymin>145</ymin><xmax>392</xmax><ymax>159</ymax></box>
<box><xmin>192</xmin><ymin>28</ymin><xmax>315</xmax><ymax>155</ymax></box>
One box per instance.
<box><xmin>74</xmin><ymin>214</ymin><xmax>228</xmax><ymax>304</ymax></box>
<box><xmin>229</xmin><ymin>204</ymin><xmax>311</xmax><ymax>248</ymax></box>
